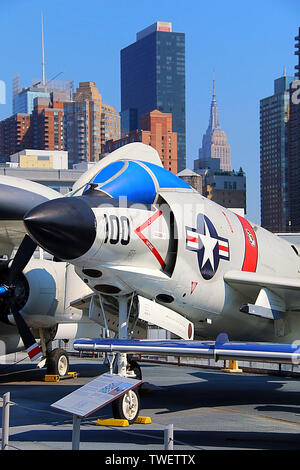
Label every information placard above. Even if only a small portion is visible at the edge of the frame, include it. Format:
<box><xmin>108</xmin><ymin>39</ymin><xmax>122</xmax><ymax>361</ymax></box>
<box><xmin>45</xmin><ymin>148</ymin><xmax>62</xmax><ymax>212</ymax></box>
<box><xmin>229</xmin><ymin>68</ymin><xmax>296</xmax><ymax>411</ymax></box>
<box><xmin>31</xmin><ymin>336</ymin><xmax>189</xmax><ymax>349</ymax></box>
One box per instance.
<box><xmin>51</xmin><ymin>373</ymin><xmax>142</xmax><ymax>418</ymax></box>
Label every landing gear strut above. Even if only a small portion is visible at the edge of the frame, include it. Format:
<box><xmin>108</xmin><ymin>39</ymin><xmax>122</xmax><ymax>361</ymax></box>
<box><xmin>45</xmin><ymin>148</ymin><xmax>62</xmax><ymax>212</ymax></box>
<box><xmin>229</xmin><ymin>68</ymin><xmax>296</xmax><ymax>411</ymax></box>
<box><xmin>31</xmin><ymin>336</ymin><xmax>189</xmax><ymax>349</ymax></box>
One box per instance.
<box><xmin>38</xmin><ymin>328</ymin><xmax>69</xmax><ymax>377</ymax></box>
<box><xmin>111</xmin><ymin>296</ymin><xmax>141</xmax><ymax>423</ymax></box>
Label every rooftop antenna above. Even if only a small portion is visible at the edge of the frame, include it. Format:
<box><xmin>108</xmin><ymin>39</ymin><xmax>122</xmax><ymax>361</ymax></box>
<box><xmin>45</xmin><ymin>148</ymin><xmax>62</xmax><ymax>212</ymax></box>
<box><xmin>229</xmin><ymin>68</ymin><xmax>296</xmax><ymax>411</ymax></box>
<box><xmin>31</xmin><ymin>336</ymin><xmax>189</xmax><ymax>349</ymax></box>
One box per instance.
<box><xmin>41</xmin><ymin>12</ymin><xmax>46</xmax><ymax>86</ymax></box>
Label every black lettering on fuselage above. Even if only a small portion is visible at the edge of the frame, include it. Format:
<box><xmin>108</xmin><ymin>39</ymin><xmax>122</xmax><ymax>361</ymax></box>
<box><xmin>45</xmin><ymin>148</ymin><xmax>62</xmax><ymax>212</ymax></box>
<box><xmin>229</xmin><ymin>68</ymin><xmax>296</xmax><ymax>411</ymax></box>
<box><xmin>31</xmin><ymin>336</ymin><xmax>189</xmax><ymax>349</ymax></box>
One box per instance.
<box><xmin>104</xmin><ymin>214</ymin><xmax>131</xmax><ymax>246</ymax></box>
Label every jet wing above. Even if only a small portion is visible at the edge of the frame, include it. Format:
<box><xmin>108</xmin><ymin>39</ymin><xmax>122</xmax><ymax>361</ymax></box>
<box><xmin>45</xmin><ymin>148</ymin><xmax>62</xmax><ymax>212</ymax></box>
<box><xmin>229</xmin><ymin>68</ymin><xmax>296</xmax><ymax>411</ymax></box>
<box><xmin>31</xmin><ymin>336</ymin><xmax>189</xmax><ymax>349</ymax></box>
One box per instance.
<box><xmin>224</xmin><ymin>270</ymin><xmax>300</xmax><ymax>313</ymax></box>
<box><xmin>224</xmin><ymin>270</ymin><xmax>300</xmax><ymax>292</ymax></box>
<box><xmin>73</xmin><ymin>334</ymin><xmax>300</xmax><ymax>365</ymax></box>
<box><xmin>0</xmin><ymin>175</ymin><xmax>61</xmax><ymax>257</ymax></box>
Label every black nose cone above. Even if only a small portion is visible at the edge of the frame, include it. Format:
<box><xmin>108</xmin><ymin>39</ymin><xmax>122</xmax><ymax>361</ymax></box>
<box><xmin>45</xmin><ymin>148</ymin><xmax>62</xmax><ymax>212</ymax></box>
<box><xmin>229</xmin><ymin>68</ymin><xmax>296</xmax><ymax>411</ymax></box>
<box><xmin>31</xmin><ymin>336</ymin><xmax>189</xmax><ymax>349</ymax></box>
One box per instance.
<box><xmin>24</xmin><ymin>197</ymin><xmax>97</xmax><ymax>260</ymax></box>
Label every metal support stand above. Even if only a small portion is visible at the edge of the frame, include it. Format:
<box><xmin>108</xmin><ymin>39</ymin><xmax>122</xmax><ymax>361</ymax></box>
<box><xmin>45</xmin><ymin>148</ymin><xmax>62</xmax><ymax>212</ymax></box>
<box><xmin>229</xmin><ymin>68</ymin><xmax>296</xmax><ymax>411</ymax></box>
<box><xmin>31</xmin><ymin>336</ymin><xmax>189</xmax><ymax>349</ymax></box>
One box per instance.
<box><xmin>164</xmin><ymin>424</ymin><xmax>174</xmax><ymax>450</ymax></box>
<box><xmin>98</xmin><ymin>295</ymin><xmax>109</xmax><ymax>338</ymax></box>
<box><xmin>107</xmin><ymin>352</ymin><xmax>115</xmax><ymax>375</ymax></box>
<box><xmin>118</xmin><ymin>296</ymin><xmax>128</xmax><ymax>339</ymax></box>
<box><xmin>1</xmin><ymin>392</ymin><xmax>10</xmax><ymax>450</ymax></box>
<box><xmin>117</xmin><ymin>296</ymin><xmax>129</xmax><ymax>376</ymax></box>
<box><xmin>222</xmin><ymin>360</ymin><xmax>243</xmax><ymax>373</ymax></box>
<box><xmin>72</xmin><ymin>414</ymin><xmax>81</xmax><ymax>450</ymax></box>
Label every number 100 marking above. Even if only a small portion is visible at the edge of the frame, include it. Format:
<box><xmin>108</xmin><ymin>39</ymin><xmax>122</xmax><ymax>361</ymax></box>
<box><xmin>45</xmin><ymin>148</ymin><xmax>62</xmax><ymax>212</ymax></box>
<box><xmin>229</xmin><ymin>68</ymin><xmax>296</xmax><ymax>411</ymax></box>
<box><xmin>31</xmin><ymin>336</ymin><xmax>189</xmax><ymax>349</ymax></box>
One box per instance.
<box><xmin>104</xmin><ymin>214</ymin><xmax>131</xmax><ymax>245</ymax></box>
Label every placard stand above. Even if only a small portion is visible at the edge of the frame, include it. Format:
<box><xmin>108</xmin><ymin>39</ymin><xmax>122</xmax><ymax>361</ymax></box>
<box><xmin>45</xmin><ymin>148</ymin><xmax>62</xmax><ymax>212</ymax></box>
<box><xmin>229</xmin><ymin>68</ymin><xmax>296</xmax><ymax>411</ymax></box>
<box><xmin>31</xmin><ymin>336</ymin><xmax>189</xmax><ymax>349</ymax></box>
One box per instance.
<box><xmin>51</xmin><ymin>372</ymin><xmax>142</xmax><ymax>450</ymax></box>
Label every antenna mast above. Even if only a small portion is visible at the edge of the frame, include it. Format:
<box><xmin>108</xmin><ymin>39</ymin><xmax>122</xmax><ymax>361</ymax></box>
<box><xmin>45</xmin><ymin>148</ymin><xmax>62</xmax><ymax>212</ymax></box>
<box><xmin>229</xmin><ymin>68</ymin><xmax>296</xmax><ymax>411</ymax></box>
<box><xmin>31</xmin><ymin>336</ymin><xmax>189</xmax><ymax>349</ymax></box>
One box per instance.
<box><xmin>41</xmin><ymin>12</ymin><xmax>46</xmax><ymax>86</ymax></box>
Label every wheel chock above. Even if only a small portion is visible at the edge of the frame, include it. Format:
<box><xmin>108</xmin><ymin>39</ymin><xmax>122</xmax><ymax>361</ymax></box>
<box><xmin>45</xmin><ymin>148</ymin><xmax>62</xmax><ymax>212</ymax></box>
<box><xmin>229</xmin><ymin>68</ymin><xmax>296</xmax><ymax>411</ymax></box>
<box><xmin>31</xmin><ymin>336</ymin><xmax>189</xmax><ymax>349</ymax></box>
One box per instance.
<box><xmin>96</xmin><ymin>418</ymin><xmax>129</xmax><ymax>427</ymax></box>
<box><xmin>45</xmin><ymin>374</ymin><xmax>60</xmax><ymax>382</ymax></box>
<box><xmin>66</xmin><ymin>372</ymin><xmax>78</xmax><ymax>379</ymax></box>
<box><xmin>222</xmin><ymin>360</ymin><xmax>243</xmax><ymax>373</ymax></box>
<box><xmin>96</xmin><ymin>416</ymin><xmax>151</xmax><ymax>426</ymax></box>
<box><xmin>135</xmin><ymin>416</ymin><xmax>152</xmax><ymax>424</ymax></box>
<box><xmin>44</xmin><ymin>372</ymin><xmax>78</xmax><ymax>382</ymax></box>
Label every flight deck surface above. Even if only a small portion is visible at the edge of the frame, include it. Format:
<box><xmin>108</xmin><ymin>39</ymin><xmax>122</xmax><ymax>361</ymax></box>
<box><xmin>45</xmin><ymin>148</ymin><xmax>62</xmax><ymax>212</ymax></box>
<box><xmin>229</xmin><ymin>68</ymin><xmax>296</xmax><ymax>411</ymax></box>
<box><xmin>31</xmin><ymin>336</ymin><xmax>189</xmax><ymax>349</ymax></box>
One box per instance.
<box><xmin>0</xmin><ymin>356</ymin><xmax>300</xmax><ymax>451</ymax></box>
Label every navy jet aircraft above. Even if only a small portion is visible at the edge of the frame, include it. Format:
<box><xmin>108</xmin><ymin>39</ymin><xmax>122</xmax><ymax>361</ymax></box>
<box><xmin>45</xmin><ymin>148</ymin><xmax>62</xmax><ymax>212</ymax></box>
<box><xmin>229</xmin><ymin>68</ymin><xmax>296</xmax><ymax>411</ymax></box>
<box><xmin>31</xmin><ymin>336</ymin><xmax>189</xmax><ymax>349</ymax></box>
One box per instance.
<box><xmin>20</xmin><ymin>142</ymin><xmax>300</xmax><ymax>421</ymax></box>
<box><xmin>0</xmin><ymin>175</ymin><xmax>100</xmax><ymax>376</ymax></box>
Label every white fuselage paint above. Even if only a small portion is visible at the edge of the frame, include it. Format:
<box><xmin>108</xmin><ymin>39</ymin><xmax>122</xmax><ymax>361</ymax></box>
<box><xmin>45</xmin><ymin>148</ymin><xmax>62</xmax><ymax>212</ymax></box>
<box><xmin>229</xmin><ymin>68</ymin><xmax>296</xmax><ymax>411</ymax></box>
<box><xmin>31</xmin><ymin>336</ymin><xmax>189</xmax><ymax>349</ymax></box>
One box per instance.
<box><xmin>69</xmin><ymin>190</ymin><xmax>300</xmax><ymax>344</ymax></box>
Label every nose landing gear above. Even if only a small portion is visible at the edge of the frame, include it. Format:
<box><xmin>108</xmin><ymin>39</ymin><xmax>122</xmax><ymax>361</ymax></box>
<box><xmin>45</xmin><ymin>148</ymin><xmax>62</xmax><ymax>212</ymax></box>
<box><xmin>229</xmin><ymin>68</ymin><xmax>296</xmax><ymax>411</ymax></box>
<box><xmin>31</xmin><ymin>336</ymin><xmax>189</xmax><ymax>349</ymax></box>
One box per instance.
<box><xmin>112</xmin><ymin>388</ymin><xmax>140</xmax><ymax>424</ymax></box>
<box><xmin>109</xmin><ymin>296</ymin><xmax>143</xmax><ymax>424</ymax></box>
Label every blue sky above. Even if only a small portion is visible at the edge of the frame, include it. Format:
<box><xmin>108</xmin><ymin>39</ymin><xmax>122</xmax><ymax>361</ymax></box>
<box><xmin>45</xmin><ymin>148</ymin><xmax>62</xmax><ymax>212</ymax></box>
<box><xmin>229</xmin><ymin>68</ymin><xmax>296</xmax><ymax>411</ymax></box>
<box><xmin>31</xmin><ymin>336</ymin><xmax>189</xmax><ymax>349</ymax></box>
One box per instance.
<box><xmin>0</xmin><ymin>0</ymin><xmax>299</xmax><ymax>223</ymax></box>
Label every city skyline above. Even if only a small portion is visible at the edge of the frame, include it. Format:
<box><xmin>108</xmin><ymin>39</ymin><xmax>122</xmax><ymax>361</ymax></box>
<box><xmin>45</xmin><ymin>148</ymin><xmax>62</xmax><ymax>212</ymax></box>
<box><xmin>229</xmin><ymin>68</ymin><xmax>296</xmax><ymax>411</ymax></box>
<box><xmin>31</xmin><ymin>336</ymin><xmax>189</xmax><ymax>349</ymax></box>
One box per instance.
<box><xmin>0</xmin><ymin>0</ymin><xmax>299</xmax><ymax>223</ymax></box>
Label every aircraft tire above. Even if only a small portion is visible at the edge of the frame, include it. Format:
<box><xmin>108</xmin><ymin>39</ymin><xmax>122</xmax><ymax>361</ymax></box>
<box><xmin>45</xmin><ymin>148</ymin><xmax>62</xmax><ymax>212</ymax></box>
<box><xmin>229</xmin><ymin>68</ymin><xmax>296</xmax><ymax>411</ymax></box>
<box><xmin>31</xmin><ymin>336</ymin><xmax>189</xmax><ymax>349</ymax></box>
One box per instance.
<box><xmin>47</xmin><ymin>348</ymin><xmax>69</xmax><ymax>377</ymax></box>
<box><xmin>112</xmin><ymin>389</ymin><xmax>140</xmax><ymax>424</ymax></box>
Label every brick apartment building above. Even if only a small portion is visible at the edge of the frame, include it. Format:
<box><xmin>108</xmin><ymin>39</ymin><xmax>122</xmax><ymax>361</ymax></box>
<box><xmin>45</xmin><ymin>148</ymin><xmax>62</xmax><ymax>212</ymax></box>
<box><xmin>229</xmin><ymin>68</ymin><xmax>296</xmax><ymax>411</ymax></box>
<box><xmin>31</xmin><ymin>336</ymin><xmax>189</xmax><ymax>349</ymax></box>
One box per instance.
<box><xmin>102</xmin><ymin>109</ymin><xmax>178</xmax><ymax>173</ymax></box>
<box><xmin>1</xmin><ymin>81</ymin><xmax>120</xmax><ymax>167</ymax></box>
<box><xmin>32</xmin><ymin>94</ymin><xmax>65</xmax><ymax>151</ymax></box>
<box><xmin>0</xmin><ymin>92</ymin><xmax>65</xmax><ymax>158</ymax></box>
<box><xmin>64</xmin><ymin>82</ymin><xmax>120</xmax><ymax>166</ymax></box>
<box><xmin>0</xmin><ymin>113</ymin><xmax>32</xmax><ymax>158</ymax></box>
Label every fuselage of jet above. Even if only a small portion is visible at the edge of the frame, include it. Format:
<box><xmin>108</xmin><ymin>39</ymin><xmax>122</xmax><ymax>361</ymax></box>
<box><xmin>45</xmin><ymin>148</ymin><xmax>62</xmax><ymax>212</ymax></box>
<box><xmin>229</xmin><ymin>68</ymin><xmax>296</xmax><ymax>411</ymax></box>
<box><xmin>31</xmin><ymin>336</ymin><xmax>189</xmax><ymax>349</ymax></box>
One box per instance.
<box><xmin>23</xmin><ymin>144</ymin><xmax>300</xmax><ymax>344</ymax></box>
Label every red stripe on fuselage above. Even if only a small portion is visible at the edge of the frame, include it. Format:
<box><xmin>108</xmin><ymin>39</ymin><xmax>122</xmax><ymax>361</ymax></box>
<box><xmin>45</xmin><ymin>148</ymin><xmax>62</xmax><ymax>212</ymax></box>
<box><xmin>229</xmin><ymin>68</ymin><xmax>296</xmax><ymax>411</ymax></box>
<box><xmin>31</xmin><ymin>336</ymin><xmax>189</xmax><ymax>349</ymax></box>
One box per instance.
<box><xmin>236</xmin><ymin>214</ymin><xmax>258</xmax><ymax>272</ymax></box>
<box><xmin>135</xmin><ymin>211</ymin><xmax>166</xmax><ymax>270</ymax></box>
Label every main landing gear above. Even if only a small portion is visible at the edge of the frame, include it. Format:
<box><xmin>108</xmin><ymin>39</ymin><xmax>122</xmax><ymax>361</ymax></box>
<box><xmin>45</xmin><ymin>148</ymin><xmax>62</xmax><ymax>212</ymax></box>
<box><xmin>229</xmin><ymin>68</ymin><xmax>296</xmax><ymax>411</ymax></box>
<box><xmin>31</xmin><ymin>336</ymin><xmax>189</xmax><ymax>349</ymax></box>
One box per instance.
<box><xmin>38</xmin><ymin>328</ymin><xmax>69</xmax><ymax>378</ymax></box>
<box><xmin>46</xmin><ymin>348</ymin><xmax>69</xmax><ymax>377</ymax></box>
<box><xmin>109</xmin><ymin>296</ymin><xmax>142</xmax><ymax>424</ymax></box>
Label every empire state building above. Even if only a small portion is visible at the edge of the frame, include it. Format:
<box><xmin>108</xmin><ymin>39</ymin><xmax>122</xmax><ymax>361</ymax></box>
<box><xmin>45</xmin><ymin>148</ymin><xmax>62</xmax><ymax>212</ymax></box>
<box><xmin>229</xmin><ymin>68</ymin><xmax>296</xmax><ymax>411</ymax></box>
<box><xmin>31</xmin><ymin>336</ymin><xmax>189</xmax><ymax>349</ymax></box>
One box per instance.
<box><xmin>195</xmin><ymin>80</ymin><xmax>232</xmax><ymax>172</ymax></box>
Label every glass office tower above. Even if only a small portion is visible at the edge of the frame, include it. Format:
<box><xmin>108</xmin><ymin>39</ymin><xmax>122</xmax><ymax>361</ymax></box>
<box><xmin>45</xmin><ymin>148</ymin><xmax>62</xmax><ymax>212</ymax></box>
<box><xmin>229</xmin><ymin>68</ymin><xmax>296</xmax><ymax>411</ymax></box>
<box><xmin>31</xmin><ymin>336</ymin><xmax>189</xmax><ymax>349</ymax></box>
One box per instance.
<box><xmin>13</xmin><ymin>88</ymin><xmax>50</xmax><ymax>115</ymax></box>
<box><xmin>121</xmin><ymin>22</ymin><xmax>186</xmax><ymax>171</ymax></box>
<box><xmin>260</xmin><ymin>73</ymin><xmax>293</xmax><ymax>232</ymax></box>
<box><xmin>288</xmin><ymin>28</ymin><xmax>300</xmax><ymax>232</ymax></box>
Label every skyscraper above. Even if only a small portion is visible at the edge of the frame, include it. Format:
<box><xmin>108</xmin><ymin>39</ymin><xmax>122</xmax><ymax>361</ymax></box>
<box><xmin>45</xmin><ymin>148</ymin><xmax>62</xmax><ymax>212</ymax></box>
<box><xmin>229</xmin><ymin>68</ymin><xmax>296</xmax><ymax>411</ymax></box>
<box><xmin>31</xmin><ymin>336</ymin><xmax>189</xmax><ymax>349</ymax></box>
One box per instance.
<box><xmin>64</xmin><ymin>82</ymin><xmax>120</xmax><ymax>167</ymax></box>
<box><xmin>194</xmin><ymin>80</ymin><xmax>232</xmax><ymax>172</ymax></box>
<box><xmin>64</xmin><ymin>82</ymin><xmax>102</xmax><ymax>166</ymax></box>
<box><xmin>260</xmin><ymin>72</ymin><xmax>293</xmax><ymax>233</ymax></box>
<box><xmin>287</xmin><ymin>28</ymin><xmax>300</xmax><ymax>232</ymax></box>
<box><xmin>121</xmin><ymin>21</ymin><xmax>186</xmax><ymax>171</ymax></box>
<box><xmin>193</xmin><ymin>80</ymin><xmax>245</xmax><ymax>213</ymax></box>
